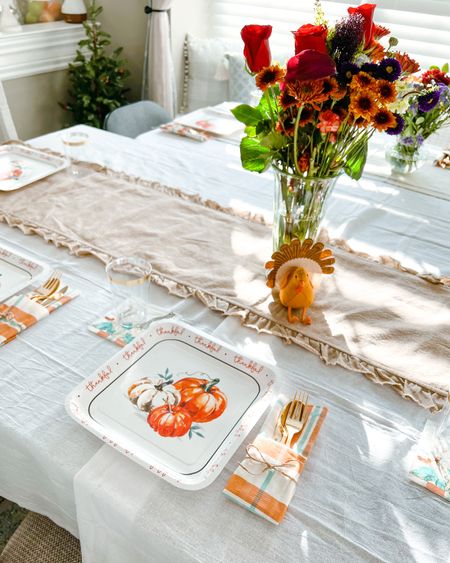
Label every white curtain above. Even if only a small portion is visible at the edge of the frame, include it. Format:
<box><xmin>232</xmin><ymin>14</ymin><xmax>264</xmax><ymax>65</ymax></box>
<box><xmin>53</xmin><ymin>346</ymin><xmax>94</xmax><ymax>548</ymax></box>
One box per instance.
<box><xmin>0</xmin><ymin>81</ymin><xmax>17</xmax><ymax>141</ymax></box>
<box><xmin>144</xmin><ymin>0</ymin><xmax>176</xmax><ymax>118</ymax></box>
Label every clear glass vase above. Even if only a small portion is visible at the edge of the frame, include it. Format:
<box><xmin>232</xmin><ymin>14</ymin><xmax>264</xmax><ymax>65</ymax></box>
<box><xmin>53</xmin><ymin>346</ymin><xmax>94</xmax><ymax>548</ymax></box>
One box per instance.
<box><xmin>272</xmin><ymin>165</ymin><xmax>339</xmax><ymax>251</ymax></box>
<box><xmin>385</xmin><ymin>141</ymin><xmax>428</xmax><ymax>175</ymax></box>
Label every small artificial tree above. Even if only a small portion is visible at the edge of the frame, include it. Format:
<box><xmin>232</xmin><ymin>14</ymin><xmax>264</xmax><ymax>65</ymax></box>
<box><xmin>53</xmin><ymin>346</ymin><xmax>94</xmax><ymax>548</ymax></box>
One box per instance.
<box><xmin>61</xmin><ymin>0</ymin><xmax>130</xmax><ymax>128</ymax></box>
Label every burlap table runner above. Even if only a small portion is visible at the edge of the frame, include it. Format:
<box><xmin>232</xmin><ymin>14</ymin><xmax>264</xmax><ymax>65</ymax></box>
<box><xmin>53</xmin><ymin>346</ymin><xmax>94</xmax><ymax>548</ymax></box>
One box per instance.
<box><xmin>1</xmin><ymin>149</ymin><xmax>449</xmax><ymax>410</ymax></box>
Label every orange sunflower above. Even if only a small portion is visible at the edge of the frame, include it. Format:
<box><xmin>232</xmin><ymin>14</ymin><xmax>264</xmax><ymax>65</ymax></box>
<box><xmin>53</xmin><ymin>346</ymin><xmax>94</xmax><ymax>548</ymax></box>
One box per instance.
<box><xmin>368</xmin><ymin>41</ymin><xmax>386</xmax><ymax>62</ymax></box>
<box><xmin>331</xmin><ymin>82</ymin><xmax>348</xmax><ymax>101</ymax></box>
<box><xmin>376</xmin><ymin>80</ymin><xmax>397</xmax><ymax>104</ymax></box>
<box><xmin>349</xmin><ymin>91</ymin><xmax>378</xmax><ymax>120</ymax></box>
<box><xmin>285</xmin><ymin>79</ymin><xmax>328</xmax><ymax>106</ymax></box>
<box><xmin>322</xmin><ymin>77</ymin><xmax>339</xmax><ymax>97</ymax></box>
<box><xmin>372</xmin><ymin>108</ymin><xmax>397</xmax><ymax>131</ymax></box>
<box><xmin>373</xmin><ymin>24</ymin><xmax>390</xmax><ymax>40</ymax></box>
<box><xmin>350</xmin><ymin>72</ymin><xmax>376</xmax><ymax>91</ymax></box>
<box><xmin>255</xmin><ymin>64</ymin><xmax>285</xmax><ymax>91</ymax></box>
<box><xmin>350</xmin><ymin>115</ymin><xmax>370</xmax><ymax>129</ymax></box>
<box><xmin>394</xmin><ymin>52</ymin><xmax>420</xmax><ymax>75</ymax></box>
<box><xmin>279</xmin><ymin>89</ymin><xmax>297</xmax><ymax>109</ymax></box>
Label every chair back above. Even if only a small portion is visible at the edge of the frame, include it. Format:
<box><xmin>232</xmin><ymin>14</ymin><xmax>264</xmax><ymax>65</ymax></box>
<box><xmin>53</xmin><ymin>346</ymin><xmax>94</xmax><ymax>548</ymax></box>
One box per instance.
<box><xmin>104</xmin><ymin>101</ymin><xmax>170</xmax><ymax>138</ymax></box>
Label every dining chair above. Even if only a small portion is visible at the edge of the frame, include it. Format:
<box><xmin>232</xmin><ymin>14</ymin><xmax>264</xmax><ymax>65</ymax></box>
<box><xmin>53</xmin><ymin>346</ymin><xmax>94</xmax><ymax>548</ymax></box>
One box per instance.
<box><xmin>103</xmin><ymin>101</ymin><xmax>171</xmax><ymax>138</ymax></box>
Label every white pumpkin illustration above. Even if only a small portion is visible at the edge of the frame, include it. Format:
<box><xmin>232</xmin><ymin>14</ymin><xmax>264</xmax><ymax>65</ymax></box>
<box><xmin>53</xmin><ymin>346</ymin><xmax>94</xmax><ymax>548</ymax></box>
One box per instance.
<box><xmin>127</xmin><ymin>377</ymin><xmax>180</xmax><ymax>412</ymax></box>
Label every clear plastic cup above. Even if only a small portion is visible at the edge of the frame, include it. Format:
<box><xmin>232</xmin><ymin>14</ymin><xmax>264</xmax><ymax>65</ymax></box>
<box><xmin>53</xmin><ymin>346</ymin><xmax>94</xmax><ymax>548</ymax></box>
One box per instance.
<box><xmin>106</xmin><ymin>257</ymin><xmax>153</xmax><ymax>329</ymax></box>
<box><xmin>61</xmin><ymin>130</ymin><xmax>90</xmax><ymax>177</ymax></box>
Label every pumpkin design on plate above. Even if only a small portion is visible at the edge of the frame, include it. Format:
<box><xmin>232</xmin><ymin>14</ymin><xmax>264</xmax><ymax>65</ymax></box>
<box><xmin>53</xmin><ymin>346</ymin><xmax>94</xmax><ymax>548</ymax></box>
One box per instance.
<box><xmin>147</xmin><ymin>404</ymin><xmax>192</xmax><ymax>437</ymax></box>
<box><xmin>174</xmin><ymin>377</ymin><xmax>227</xmax><ymax>423</ymax></box>
<box><xmin>127</xmin><ymin>373</ymin><xmax>180</xmax><ymax>412</ymax></box>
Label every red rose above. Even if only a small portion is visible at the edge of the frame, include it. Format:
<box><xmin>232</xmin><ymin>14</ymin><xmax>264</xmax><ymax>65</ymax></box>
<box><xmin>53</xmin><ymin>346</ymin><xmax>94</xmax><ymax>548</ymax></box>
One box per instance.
<box><xmin>285</xmin><ymin>49</ymin><xmax>336</xmax><ymax>82</ymax></box>
<box><xmin>241</xmin><ymin>25</ymin><xmax>272</xmax><ymax>73</ymax></box>
<box><xmin>348</xmin><ymin>3</ymin><xmax>377</xmax><ymax>48</ymax></box>
<box><xmin>293</xmin><ymin>24</ymin><xmax>328</xmax><ymax>55</ymax></box>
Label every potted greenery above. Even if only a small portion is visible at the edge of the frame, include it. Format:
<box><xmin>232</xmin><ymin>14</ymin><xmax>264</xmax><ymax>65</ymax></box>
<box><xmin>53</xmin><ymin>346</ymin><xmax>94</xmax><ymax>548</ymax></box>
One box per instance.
<box><xmin>61</xmin><ymin>0</ymin><xmax>129</xmax><ymax>128</ymax></box>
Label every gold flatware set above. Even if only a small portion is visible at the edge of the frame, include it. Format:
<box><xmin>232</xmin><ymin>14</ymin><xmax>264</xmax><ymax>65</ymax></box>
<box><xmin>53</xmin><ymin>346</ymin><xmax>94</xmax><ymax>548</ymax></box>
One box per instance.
<box><xmin>275</xmin><ymin>391</ymin><xmax>310</xmax><ymax>448</ymax></box>
<box><xmin>0</xmin><ymin>271</ymin><xmax>65</xmax><ymax>320</ymax></box>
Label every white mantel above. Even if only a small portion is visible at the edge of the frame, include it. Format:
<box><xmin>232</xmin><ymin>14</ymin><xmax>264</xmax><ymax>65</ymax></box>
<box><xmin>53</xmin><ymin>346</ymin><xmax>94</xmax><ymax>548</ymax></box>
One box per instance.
<box><xmin>0</xmin><ymin>21</ymin><xmax>85</xmax><ymax>81</ymax></box>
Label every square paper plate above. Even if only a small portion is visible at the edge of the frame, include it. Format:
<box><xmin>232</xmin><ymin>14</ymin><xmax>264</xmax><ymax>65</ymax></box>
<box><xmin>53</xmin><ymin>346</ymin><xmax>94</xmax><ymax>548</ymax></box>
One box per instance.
<box><xmin>0</xmin><ymin>245</ymin><xmax>47</xmax><ymax>303</ymax></box>
<box><xmin>175</xmin><ymin>107</ymin><xmax>244</xmax><ymax>137</ymax></box>
<box><xmin>66</xmin><ymin>320</ymin><xmax>276</xmax><ymax>489</ymax></box>
<box><xmin>0</xmin><ymin>144</ymin><xmax>68</xmax><ymax>192</ymax></box>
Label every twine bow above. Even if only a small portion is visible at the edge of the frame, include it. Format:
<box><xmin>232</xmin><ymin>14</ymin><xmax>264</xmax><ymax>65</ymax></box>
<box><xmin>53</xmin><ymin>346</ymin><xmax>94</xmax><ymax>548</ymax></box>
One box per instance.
<box><xmin>239</xmin><ymin>444</ymin><xmax>302</xmax><ymax>483</ymax></box>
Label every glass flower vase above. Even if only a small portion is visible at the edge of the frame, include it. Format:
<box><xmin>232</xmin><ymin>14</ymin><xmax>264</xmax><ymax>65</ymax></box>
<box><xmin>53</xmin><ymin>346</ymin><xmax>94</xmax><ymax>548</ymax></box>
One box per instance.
<box><xmin>272</xmin><ymin>165</ymin><xmax>339</xmax><ymax>251</ymax></box>
<box><xmin>385</xmin><ymin>141</ymin><xmax>428</xmax><ymax>175</ymax></box>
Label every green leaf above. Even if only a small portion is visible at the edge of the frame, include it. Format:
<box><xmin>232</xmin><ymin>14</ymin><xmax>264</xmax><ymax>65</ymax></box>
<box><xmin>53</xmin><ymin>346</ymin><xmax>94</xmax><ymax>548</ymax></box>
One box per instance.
<box><xmin>231</xmin><ymin>104</ymin><xmax>262</xmax><ymax>126</ymax></box>
<box><xmin>344</xmin><ymin>141</ymin><xmax>368</xmax><ymax>181</ymax></box>
<box><xmin>244</xmin><ymin>125</ymin><xmax>257</xmax><ymax>137</ymax></box>
<box><xmin>257</xmin><ymin>91</ymin><xmax>278</xmax><ymax>119</ymax></box>
<box><xmin>240</xmin><ymin>137</ymin><xmax>271</xmax><ymax>173</ymax></box>
<box><xmin>442</xmin><ymin>62</ymin><xmax>449</xmax><ymax>73</ymax></box>
<box><xmin>260</xmin><ymin>131</ymin><xmax>287</xmax><ymax>150</ymax></box>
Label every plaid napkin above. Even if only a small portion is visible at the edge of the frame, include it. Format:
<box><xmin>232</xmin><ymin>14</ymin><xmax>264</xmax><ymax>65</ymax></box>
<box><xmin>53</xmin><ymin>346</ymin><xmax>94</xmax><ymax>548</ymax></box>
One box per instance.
<box><xmin>224</xmin><ymin>400</ymin><xmax>327</xmax><ymax>524</ymax></box>
<box><xmin>0</xmin><ymin>289</ymin><xmax>79</xmax><ymax>347</ymax></box>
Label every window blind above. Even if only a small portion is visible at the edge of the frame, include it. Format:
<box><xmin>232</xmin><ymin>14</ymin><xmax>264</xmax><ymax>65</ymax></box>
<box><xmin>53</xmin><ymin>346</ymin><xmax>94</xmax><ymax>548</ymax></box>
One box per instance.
<box><xmin>210</xmin><ymin>0</ymin><xmax>450</xmax><ymax>70</ymax></box>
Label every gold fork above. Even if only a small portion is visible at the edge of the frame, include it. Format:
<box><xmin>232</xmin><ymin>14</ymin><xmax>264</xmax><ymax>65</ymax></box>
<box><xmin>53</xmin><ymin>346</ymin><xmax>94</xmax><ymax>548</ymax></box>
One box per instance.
<box><xmin>0</xmin><ymin>271</ymin><xmax>61</xmax><ymax>320</ymax></box>
<box><xmin>29</xmin><ymin>271</ymin><xmax>62</xmax><ymax>302</ymax></box>
<box><xmin>282</xmin><ymin>391</ymin><xmax>309</xmax><ymax>446</ymax></box>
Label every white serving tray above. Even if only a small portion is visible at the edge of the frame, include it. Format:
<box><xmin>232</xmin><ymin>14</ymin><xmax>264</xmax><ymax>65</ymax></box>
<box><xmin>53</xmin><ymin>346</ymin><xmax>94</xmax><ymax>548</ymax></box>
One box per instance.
<box><xmin>0</xmin><ymin>144</ymin><xmax>68</xmax><ymax>191</ymax></box>
<box><xmin>0</xmin><ymin>245</ymin><xmax>47</xmax><ymax>303</ymax></box>
<box><xmin>66</xmin><ymin>320</ymin><xmax>276</xmax><ymax>490</ymax></box>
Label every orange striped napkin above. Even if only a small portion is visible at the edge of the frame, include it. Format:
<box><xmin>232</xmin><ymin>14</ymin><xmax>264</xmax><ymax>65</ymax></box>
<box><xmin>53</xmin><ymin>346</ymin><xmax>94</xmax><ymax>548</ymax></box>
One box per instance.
<box><xmin>0</xmin><ymin>289</ymin><xmax>79</xmax><ymax>347</ymax></box>
<box><xmin>224</xmin><ymin>402</ymin><xmax>327</xmax><ymax>524</ymax></box>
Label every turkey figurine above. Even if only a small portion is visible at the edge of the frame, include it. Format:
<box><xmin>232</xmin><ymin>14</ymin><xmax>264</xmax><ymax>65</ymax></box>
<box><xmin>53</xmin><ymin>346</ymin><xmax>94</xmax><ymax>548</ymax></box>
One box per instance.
<box><xmin>265</xmin><ymin>238</ymin><xmax>335</xmax><ymax>325</ymax></box>
<box><xmin>279</xmin><ymin>266</ymin><xmax>314</xmax><ymax>324</ymax></box>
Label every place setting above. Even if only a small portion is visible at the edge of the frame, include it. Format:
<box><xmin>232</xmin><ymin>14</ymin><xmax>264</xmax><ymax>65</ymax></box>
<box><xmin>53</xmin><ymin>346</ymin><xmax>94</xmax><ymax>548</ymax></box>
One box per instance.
<box><xmin>0</xmin><ymin>245</ymin><xmax>79</xmax><ymax>347</ymax></box>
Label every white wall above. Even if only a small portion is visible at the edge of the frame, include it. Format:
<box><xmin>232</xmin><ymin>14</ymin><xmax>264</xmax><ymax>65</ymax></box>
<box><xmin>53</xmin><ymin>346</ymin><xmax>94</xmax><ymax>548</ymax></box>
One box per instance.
<box><xmin>4</xmin><ymin>0</ymin><xmax>208</xmax><ymax>139</ymax></box>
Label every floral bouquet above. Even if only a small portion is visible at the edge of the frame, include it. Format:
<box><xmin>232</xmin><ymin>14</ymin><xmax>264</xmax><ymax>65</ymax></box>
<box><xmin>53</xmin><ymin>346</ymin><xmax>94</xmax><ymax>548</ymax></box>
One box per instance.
<box><xmin>386</xmin><ymin>65</ymin><xmax>450</xmax><ymax>174</ymax></box>
<box><xmin>232</xmin><ymin>2</ymin><xmax>419</xmax><ymax>248</ymax></box>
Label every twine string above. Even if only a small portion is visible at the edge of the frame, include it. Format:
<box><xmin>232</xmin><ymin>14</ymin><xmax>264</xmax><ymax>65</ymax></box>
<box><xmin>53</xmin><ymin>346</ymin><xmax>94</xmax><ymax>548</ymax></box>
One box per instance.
<box><xmin>238</xmin><ymin>444</ymin><xmax>301</xmax><ymax>483</ymax></box>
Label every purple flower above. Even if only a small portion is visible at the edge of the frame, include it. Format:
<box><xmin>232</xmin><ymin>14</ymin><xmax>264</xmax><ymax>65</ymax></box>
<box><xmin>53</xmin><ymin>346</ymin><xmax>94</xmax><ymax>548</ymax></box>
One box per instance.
<box><xmin>400</xmin><ymin>136</ymin><xmax>414</xmax><ymax>146</ymax></box>
<box><xmin>418</xmin><ymin>89</ymin><xmax>440</xmax><ymax>112</ymax></box>
<box><xmin>338</xmin><ymin>62</ymin><xmax>359</xmax><ymax>83</ymax></box>
<box><xmin>416</xmin><ymin>134</ymin><xmax>424</xmax><ymax>147</ymax></box>
<box><xmin>360</xmin><ymin>62</ymin><xmax>380</xmax><ymax>78</ymax></box>
<box><xmin>438</xmin><ymin>83</ymin><xmax>450</xmax><ymax>102</ymax></box>
<box><xmin>330</xmin><ymin>14</ymin><xmax>365</xmax><ymax>65</ymax></box>
<box><xmin>379</xmin><ymin>58</ymin><xmax>402</xmax><ymax>82</ymax></box>
<box><xmin>408</xmin><ymin>101</ymin><xmax>418</xmax><ymax>115</ymax></box>
<box><xmin>386</xmin><ymin>114</ymin><xmax>405</xmax><ymax>135</ymax></box>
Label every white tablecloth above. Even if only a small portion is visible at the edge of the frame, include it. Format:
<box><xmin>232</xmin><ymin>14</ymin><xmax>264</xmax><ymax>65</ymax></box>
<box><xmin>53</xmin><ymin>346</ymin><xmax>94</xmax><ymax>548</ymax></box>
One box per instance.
<box><xmin>0</xmin><ymin>125</ymin><xmax>449</xmax><ymax>562</ymax></box>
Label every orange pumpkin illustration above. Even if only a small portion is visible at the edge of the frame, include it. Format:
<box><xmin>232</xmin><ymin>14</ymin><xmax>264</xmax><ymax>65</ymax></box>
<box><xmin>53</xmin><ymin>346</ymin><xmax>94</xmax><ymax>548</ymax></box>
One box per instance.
<box><xmin>147</xmin><ymin>404</ymin><xmax>192</xmax><ymax>437</ymax></box>
<box><xmin>174</xmin><ymin>378</ymin><xmax>227</xmax><ymax>423</ymax></box>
